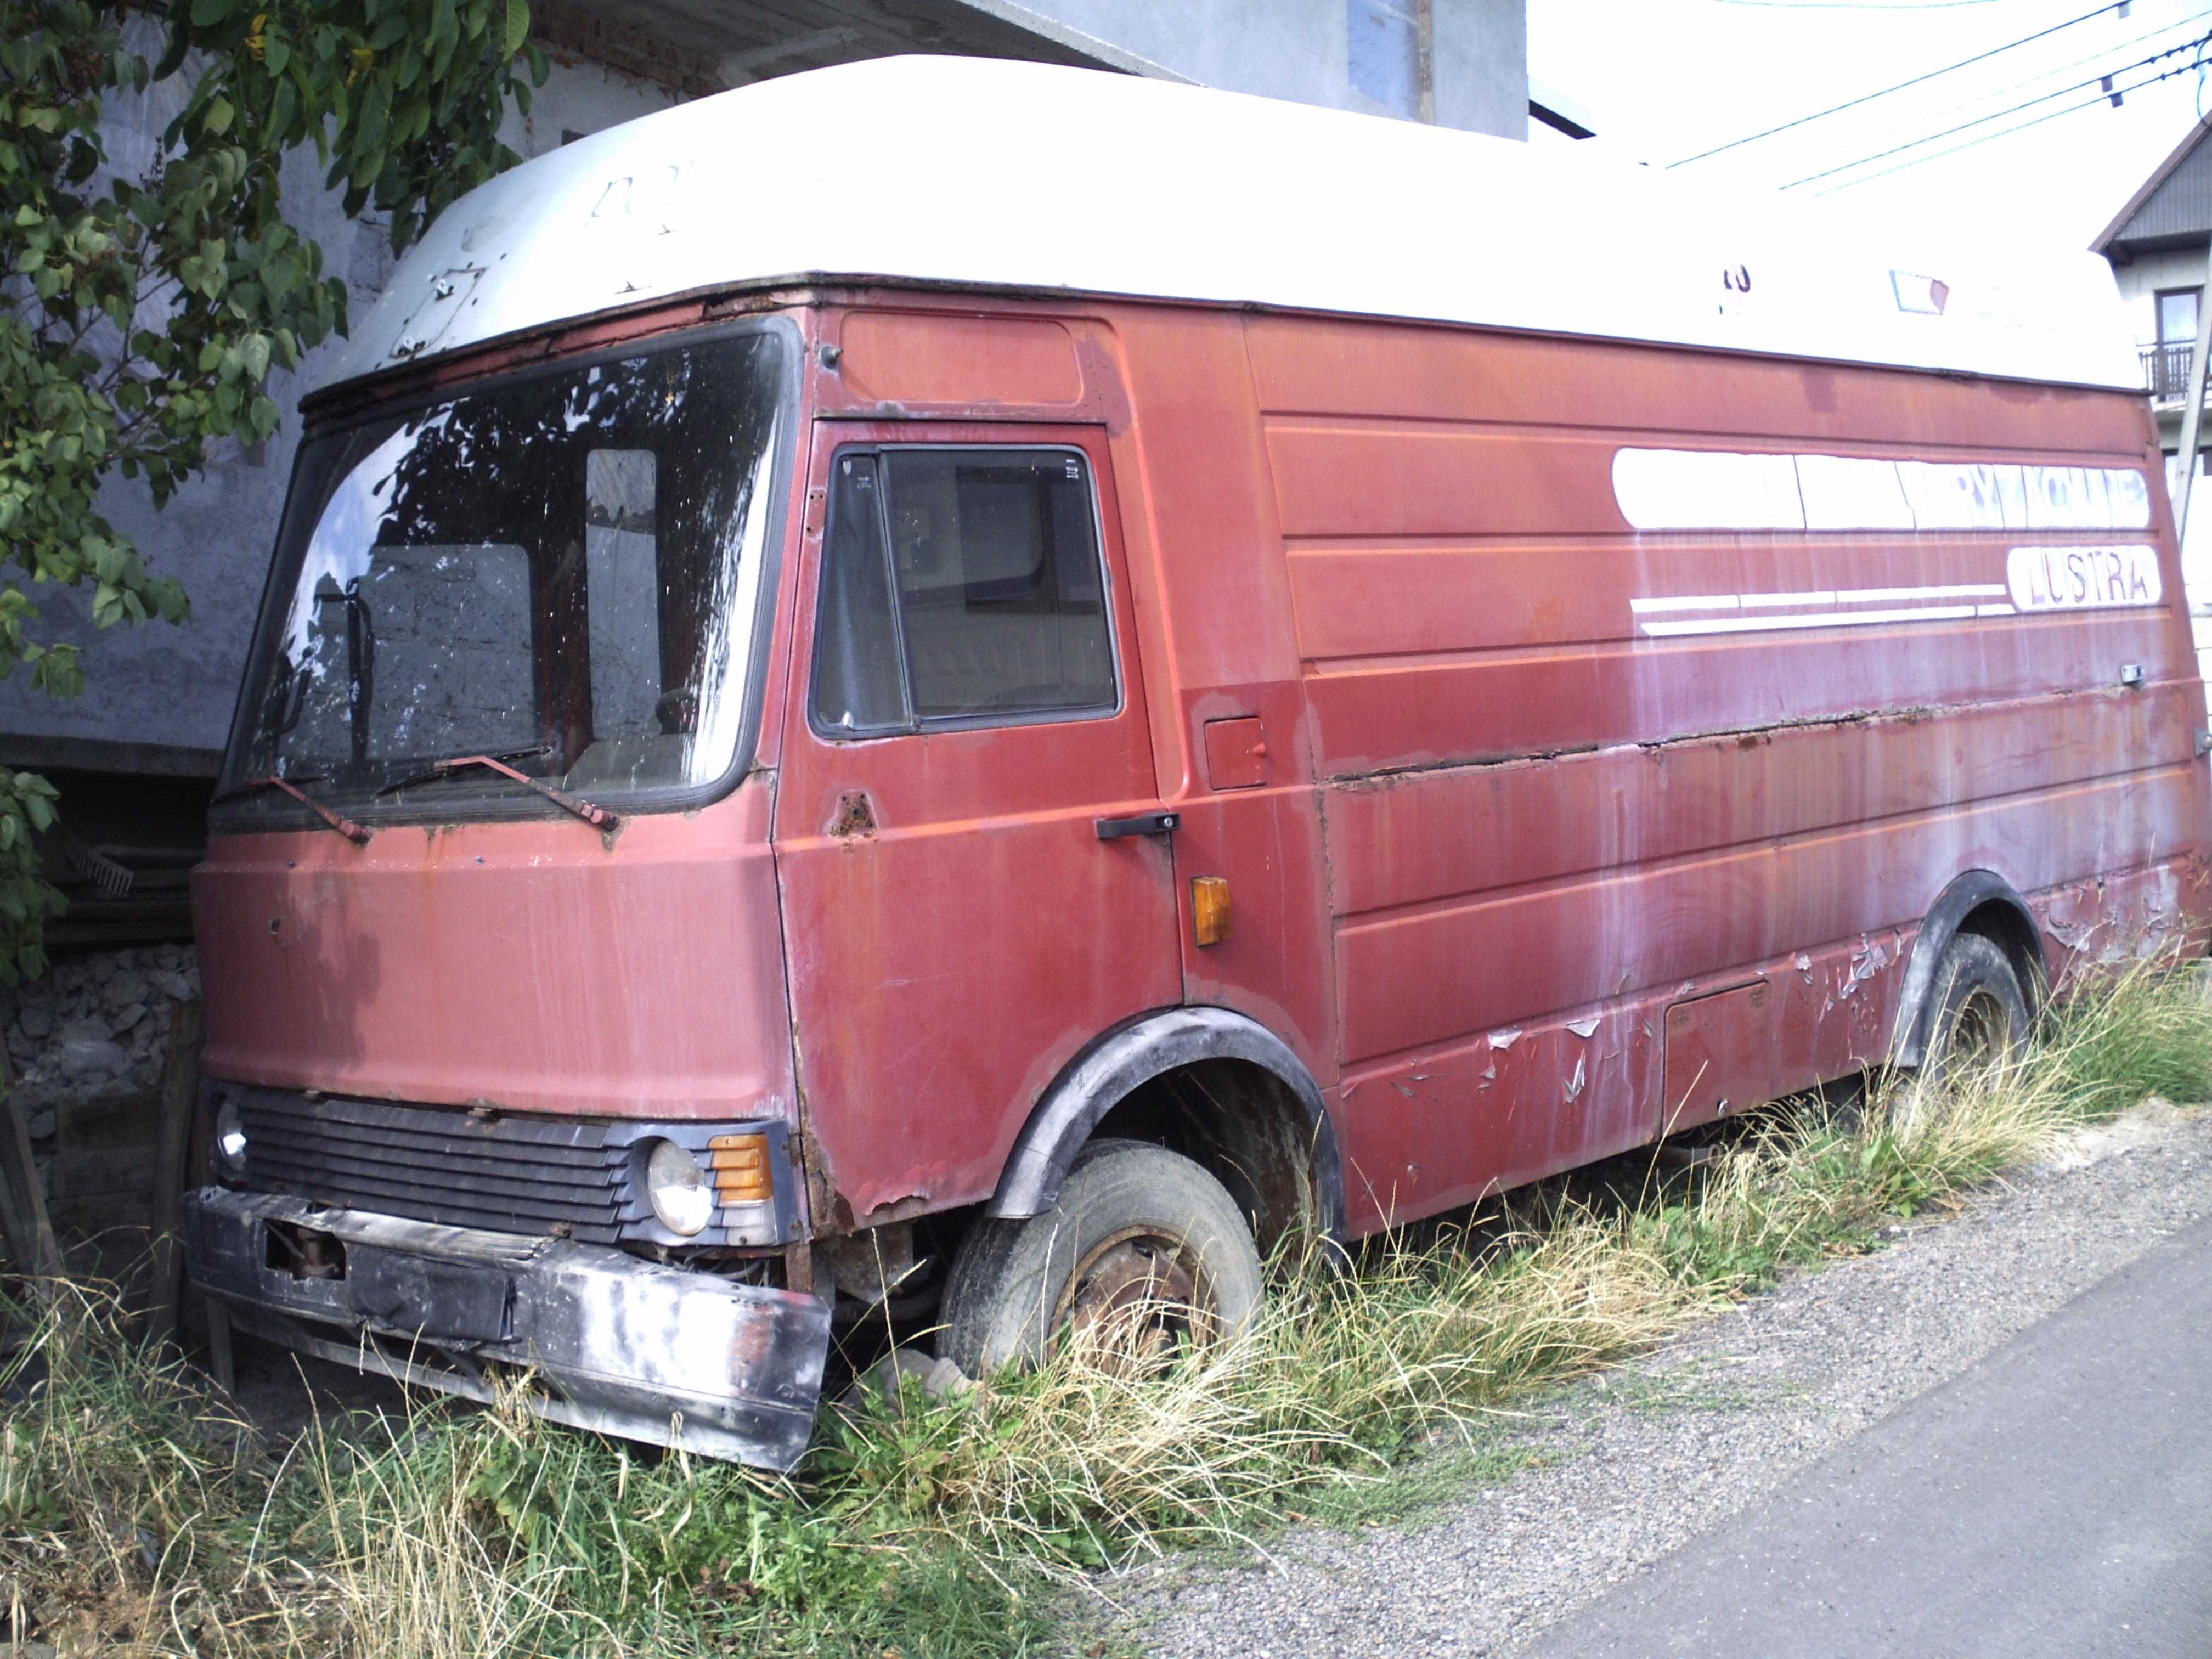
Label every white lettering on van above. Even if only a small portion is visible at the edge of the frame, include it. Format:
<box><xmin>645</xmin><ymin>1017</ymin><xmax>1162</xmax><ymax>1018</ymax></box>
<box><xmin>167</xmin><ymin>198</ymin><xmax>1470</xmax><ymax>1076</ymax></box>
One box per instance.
<box><xmin>1612</xmin><ymin>449</ymin><xmax>2154</xmax><ymax>535</ymax></box>
<box><xmin>2004</xmin><ymin>545</ymin><xmax>2162</xmax><ymax>612</ymax></box>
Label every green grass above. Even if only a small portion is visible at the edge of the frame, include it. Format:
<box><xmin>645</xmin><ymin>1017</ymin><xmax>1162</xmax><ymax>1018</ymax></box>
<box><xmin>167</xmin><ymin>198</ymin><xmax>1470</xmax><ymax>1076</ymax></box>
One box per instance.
<box><xmin>4</xmin><ymin>963</ymin><xmax>2209</xmax><ymax>1656</ymax></box>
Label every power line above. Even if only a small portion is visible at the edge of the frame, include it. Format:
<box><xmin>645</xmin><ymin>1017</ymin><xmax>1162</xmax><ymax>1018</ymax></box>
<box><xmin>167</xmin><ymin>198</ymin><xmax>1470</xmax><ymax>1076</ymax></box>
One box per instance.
<box><xmin>1673</xmin><ymin>1</ymin><xmax>2129</xmax><ymax>165</ymax></box>
<box><xmin>1709</xmin><ymin>1</ymin><xmax>2012</xmax><ymax>9</ymax></box>
<box><xmin>1815</xmin><ymin>66</ymin><xmax>2182</xmax><ymax>191</ymax></box>
<box><xmin>1778</xmin><ymin>5</ymin><xmax>2208</xmax><ymax>178</ymax></box>
<box><xmin>1905</xmin><ymin>5</ymin><xmax>2209</xmax><ymax>123</ymax></box>
<box><xmin>1813</xmin><ymin>46</ymin><xmax>2211</xmax><ymax>190</ymax></box>
<box><xmin>1779</xmin><ymin>30</ymin><xmax>2209</xmax><ymax>186</ymax></box>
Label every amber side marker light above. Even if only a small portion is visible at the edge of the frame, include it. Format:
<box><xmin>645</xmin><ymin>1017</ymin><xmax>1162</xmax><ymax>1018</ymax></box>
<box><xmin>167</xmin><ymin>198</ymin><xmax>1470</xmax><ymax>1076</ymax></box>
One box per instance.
<box><xmin>707</xmin><ymin>1133</ymin><xmax>774</xmax><ymax>1205</ymax></box>
<box><xmin>1192</xmin><ymin>876</ymin><xmax>1231</xmax><ymax>947</ymax></box>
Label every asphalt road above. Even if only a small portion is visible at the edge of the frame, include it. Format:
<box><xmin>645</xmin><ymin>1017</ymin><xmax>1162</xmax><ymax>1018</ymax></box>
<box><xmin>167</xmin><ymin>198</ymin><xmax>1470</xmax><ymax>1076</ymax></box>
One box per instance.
<box><xmin>1526</xmin><ymin>1217</ymin><xmax>2212</xmax><ymax>1659</ymax></box>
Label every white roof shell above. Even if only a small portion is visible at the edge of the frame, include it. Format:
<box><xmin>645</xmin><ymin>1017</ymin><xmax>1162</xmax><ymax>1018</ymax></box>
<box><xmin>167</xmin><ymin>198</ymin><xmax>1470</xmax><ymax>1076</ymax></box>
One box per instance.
<box><xmin>330</xmin><ymin>55</ymin><xmax>2141</xmax><ymax>393</ymax></box>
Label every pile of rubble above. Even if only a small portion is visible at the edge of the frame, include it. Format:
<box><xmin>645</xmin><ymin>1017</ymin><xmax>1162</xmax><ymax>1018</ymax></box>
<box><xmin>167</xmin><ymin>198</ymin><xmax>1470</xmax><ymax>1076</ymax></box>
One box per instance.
<box><xmin>2</xmin><ymin>945</ymin><xmax>200</xmax><ymax>1146</ymax></box>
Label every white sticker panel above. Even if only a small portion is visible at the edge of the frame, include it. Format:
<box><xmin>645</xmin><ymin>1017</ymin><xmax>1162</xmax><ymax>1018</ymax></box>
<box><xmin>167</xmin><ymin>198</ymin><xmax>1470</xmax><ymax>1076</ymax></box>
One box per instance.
<box><xmin>1613</xmin><ymin>448</ymin><xmax>2153</xmax><ymax>534</ymax></box>
<box><xmin>2005</xmin><ymin>545</ymin><xmax>2164</xmax><ymax>612</ymax></box>
<box><xmin>1796</xmin><ymin>453</ymin><xmax>1915</xmax><ymax>531</ymax></box>
<box><xmin>1610</xmin><ymin>448</ymin><xmax>1804</xmax><ymax>533</ymax></box>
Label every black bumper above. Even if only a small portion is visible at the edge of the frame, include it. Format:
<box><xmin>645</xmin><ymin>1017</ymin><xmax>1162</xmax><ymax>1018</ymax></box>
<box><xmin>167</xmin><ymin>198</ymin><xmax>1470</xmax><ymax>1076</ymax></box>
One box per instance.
<box><xmin>184</xmin><ymin>1188</ymin><xmax>831</xmax><ymax>1470</ymax></box>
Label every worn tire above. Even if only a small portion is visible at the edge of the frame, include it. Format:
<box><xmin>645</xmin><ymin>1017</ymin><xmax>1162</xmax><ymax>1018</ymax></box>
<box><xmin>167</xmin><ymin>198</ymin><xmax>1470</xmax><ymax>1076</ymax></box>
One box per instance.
<box><xmin>1898</xmin><ymin>933</ymin><xmax>2030</xmax><ymax>1127</ymax></box>
<box><xmin>939</xmin><ymin>1139</ymin><xmax>1264</xmax><ymax>1375</ymax></box>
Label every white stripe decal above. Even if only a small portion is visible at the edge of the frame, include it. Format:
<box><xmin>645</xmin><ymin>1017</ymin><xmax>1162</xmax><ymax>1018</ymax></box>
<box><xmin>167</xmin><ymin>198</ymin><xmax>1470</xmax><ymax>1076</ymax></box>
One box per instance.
<box><xmin>1630</xmin><ymin>580</ymin><xmax>2015</xmax><ymax>632</ymax></box>
<box><xmin>1833</xmin><ymin>583</ymin><xmax>2006</xmax><ymax>602</ymax></box>
<box><xmin>1629</xmin><ymin>594</ymin><xmax>1739</xmax><ymax>614</ymax></box>
<box><xmin>1640</xmin><ymin>604</ymin><xmax>1979</xmax><ymax>638</ymax></box>
<box><xmin>1736</xmin><ymin>589</ymin><xmax>1837</xmax><ymax>608</ymax></box>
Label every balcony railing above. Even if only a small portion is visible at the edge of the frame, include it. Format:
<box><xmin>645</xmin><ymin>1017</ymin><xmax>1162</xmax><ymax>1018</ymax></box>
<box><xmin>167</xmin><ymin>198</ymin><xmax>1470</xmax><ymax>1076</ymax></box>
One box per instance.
<box><xmin>2145</xmin><ymin>341</ymin><xmax>2199</xmax><ymax>398</ymax></box>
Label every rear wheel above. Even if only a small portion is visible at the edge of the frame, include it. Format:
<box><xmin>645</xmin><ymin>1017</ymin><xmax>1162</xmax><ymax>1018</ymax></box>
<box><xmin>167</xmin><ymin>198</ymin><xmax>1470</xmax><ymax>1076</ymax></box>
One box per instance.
<box><xmin>940</xmin><ymin>1138</ymin><xmax>1264</xmax><ymax>1376</ymax></box>
<box><xmin>1898</xmin><ymin>933</ymin><xmax>2030</xmax><ymax>1131</ymax></box>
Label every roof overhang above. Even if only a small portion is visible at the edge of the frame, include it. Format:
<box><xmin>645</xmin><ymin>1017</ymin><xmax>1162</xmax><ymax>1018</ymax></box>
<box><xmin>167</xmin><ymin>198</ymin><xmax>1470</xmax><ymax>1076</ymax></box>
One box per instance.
<box><xmin>1528</xmin><ymin>73</ymin><xmax>1595</xmax><ymax>139</ymax></box>
<box><xmin>2094</xmin><ymin>117</ymin><xmax>2212</xmax><ymax>254</ymax></box>
<box><xmin>531</xmin><ymin>0</ymin><xmax>1185</xmax><ymax>99</ymax></box>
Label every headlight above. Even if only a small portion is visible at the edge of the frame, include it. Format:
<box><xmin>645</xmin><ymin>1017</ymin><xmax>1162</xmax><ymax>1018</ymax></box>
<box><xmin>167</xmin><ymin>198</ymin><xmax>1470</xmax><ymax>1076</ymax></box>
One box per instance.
<box><xmin>644</xmin><ymin>1139</ymin><xmax>713</xmax><ymax>1237</ymax></box>
<box><xmin>213</xmin><ymin>1095</ymin><xmax>249</xmax><ymax>1177</ymax></box>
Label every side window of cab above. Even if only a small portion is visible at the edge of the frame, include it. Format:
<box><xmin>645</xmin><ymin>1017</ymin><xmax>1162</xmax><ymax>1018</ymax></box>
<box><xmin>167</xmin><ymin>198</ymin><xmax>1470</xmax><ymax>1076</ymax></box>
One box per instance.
<box><xmin>810</xmin><ymin>447</ymin><xmax>1119</xmax><ymax>736</ymax></box>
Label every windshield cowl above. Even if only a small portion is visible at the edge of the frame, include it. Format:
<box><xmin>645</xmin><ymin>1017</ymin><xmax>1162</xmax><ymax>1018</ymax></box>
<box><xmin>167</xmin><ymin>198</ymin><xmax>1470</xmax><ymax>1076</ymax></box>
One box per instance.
<box><xmin>215</xmin><ymin>324</ymin><xmax>791</xmax><ymax>832</ymax></box>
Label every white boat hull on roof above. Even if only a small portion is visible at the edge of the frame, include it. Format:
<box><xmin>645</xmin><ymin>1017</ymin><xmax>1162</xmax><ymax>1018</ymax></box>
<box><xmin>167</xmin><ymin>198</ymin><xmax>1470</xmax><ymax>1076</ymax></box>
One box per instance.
<box><xmin>329</xmin><ymin>54</ymin><xmax>2140</xmax><ymax>393</ymax></box>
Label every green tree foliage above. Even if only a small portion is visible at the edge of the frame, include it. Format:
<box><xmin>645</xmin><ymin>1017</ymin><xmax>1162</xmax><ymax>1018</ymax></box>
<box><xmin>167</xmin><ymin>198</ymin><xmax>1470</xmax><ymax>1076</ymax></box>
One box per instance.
<box><xmin>0</xmin><ymin>0</ymin><xmax>544</xmax><ymax>983</ymax></box>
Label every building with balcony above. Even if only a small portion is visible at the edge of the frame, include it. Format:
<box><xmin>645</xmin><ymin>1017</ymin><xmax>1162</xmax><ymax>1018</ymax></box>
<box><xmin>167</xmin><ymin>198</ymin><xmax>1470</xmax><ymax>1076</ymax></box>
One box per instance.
<box><xmin>2095</xmin><ymin>118</ymin><xmax>2212</xmax><ymax>684</ymax></box>
<box><xmin>2094</xmin><ymin>119</ymin><xmax>2212</xmax><ymax>509</ymax></box>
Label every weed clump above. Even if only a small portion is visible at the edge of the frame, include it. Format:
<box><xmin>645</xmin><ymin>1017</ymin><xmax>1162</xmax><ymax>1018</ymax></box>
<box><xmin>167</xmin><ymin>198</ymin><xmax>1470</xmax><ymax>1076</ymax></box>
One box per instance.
<box><xmin>2</xmin><ymin>964</ymin><xmax>2206</xmax><ymax>1654</ymax></box>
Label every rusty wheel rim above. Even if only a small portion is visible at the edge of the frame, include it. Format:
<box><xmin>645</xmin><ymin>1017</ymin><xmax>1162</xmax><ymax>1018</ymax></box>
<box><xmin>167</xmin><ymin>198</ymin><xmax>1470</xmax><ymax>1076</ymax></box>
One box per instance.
<box><xmin>1947</xmin><ymin>988</ymin><xmax>2009</xmax><ymax>1074</ymax></box>
<box><xmin>1054</xmin><ymin>1225</ymin><xmax>1217</xmax><ymax>1374</ymax></box>
<box><xmin>1903</xmin><ymin>986</ymin><xmax>2011</xmax><ymax>1133</ymax></box>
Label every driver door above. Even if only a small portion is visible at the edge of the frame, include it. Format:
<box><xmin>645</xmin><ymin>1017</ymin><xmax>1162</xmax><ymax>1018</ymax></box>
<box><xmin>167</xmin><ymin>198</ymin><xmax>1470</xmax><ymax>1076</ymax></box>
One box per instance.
<box><xmin>772</xmin><ymin>422</ymin><xmax>1180</xmax><ymax>1228</ymax></box>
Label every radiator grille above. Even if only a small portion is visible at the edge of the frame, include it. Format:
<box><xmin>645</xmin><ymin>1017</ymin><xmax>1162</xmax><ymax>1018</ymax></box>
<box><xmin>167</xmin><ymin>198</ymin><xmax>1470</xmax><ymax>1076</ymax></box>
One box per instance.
<box><xmin>234</xmin><ymin>1091</ymin><xmax>631</xmax><ymax>1244</ymax></box>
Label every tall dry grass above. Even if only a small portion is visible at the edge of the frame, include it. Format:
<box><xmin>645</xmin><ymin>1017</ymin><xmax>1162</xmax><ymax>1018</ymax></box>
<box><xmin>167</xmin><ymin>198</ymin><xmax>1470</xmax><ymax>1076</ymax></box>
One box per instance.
<box><xmin>1</xmin><ymin>963</ymin><xmax>2205</xmax><ymax>1654</ymax></box>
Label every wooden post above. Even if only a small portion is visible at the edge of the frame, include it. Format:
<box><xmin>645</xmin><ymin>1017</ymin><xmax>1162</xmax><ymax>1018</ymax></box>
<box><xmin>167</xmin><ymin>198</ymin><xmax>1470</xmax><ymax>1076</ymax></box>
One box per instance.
<box><xmin>204</xmin><ymin>1300</ymin><xmax>235</xmax><ymax>1393</ymax></box>
<box><xmin>0</xmin><ymin>1057</ymin><xmax>61</xmax><ymax>1286</ymax></box>
<box><xmin>145</xmin><ymin>1002</ymin><xmax>204</xmax><ymax>1347</ymax></box>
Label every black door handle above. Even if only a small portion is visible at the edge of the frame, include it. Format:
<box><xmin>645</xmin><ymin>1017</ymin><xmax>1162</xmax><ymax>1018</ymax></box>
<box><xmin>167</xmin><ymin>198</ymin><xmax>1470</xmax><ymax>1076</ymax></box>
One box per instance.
<box><xmin>1096</xmin><ymin>810</ymin><xmax>1180</xmax><ymax>840</ymax></box>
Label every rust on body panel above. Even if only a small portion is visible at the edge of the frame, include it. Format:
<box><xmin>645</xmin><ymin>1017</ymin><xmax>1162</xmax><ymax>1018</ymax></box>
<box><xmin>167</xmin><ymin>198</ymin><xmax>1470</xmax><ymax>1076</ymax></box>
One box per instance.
<box><xmin>195</xmin><ymin>774</ymin><xmax>800</xmax><ymax>1125</ymax></box>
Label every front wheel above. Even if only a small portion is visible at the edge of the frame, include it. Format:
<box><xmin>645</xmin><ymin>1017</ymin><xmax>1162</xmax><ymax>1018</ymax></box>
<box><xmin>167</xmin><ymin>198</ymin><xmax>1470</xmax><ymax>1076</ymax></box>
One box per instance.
<box><xmin>939</xmin><ymin>1139</ymin><xmax>1264</xmax><ymax>1376</ymax></box>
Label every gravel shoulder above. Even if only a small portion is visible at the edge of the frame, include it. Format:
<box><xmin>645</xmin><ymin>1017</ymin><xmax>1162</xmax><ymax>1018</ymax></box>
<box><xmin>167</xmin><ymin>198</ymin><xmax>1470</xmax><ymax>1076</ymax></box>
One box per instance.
<box><xmin>1108</xmin><ymin>1101</ymin><xmax>2212</xmax><ymax>1658</ymax></box>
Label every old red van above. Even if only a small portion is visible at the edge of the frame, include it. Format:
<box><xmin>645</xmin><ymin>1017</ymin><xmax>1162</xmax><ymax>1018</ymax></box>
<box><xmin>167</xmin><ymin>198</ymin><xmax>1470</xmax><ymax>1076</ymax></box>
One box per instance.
<box><xmin>184</xmin><ymin>57</ymin><xmax>2212</xmax><ymax>1468</ymax></box>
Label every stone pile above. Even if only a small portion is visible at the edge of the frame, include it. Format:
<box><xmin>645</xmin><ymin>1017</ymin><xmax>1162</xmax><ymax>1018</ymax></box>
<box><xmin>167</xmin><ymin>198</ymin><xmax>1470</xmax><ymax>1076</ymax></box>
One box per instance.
<box><xmin>1</xmin><ymin>945</ymin><xmax>200</xmax><ymax>1183</ymax></box>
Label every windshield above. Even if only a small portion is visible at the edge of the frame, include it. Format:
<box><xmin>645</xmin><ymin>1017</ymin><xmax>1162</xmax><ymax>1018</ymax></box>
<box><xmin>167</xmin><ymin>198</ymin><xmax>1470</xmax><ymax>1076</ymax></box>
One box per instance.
<box><xmin>217</xmin><ymin>329</ymin><xmax>788</xmax><ymax>821</ymax></box>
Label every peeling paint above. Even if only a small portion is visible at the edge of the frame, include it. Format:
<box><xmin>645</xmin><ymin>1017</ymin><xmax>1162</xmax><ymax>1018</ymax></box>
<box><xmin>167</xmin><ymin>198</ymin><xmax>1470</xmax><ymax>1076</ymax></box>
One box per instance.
<box><xmin>1566</xmin><ymin>1015</ymin><xmax>1600</xmax><ymax>1038</ymax></box>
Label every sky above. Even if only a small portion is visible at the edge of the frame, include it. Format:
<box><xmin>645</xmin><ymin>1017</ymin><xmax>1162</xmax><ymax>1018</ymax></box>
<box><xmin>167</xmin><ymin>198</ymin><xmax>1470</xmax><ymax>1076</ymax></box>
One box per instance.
<box><xmin>1528</xmin><ymin>0</ymin><xmax>2212</xmax><ymax>256</ymax></box>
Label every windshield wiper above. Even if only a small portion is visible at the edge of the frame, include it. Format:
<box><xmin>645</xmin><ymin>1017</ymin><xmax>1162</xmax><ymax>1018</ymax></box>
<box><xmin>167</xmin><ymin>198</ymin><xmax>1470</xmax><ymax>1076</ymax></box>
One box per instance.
<box><xmin>375</xmin><ymin>748</ymin><xmax>619</xmax><ymax>832</ymax></box>
<box><xmin>210</xmin><ymin>775</ymin><xmax>372</xmax><ymax>845</ymax></box>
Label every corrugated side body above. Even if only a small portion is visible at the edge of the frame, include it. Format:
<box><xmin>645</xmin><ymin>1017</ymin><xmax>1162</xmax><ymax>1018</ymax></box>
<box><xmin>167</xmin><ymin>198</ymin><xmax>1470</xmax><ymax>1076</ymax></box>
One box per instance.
<box><xmin>1232</xmin><ymin>313</ymin><xmax>2211</xmax><ymax>1229</ymax></box>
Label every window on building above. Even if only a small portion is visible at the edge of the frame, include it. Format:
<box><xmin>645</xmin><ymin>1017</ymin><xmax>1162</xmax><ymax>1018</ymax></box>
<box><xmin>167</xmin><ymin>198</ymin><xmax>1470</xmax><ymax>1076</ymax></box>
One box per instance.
<box><xmin>811</xmin><ymin>448</ymin><xmax>1117</xmax><ymax>736</ymax></box>
<box><xmin>2158</xmin><ymin>287</ymin><xmax>2201</xmax><ymax>345</ymax></box>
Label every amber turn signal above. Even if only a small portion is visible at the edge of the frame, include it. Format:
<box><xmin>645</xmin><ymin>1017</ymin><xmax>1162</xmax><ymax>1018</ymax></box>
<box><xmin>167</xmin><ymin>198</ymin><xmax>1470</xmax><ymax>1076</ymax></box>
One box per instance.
<box><xmin>707</xmin><ymin>1132</ymin><xmax>774</xmax><ymax>1205</ymax></box>
<box><xmin>1192</xmin><ymin>875</ymin><xmax>1231</xmax><ymax>947</ymax></box>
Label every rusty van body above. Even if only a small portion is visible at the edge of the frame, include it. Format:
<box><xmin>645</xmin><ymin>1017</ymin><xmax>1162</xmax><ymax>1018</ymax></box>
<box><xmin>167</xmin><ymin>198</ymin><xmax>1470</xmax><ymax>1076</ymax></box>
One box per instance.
<box><xmin>183</xmin><ymin>58</ymin><xmax>2212</xmax><ymax>1468</ymax></box>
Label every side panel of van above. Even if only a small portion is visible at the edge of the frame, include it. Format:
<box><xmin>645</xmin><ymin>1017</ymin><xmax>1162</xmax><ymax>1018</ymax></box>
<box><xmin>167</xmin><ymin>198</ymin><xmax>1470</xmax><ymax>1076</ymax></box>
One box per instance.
<box><xmin>777</xmin><ymin>295</ymin><xmax>2211</xmax><ymax>1245</ymax></box>
<box><xmin>1243</xmin><ymin>315</ymin><xmax>2210</xmax><ymax>1227</ymax></box>
<box><xmin>1101</xmin><ymin>311</ymin><xmax>1340</xmax><ymax>1078</ymax></box>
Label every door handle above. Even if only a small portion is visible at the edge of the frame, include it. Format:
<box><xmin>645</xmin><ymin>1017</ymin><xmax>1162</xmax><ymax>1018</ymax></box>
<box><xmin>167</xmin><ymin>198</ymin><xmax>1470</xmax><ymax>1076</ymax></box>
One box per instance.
<box><xmin>1095</xmin><ymin>810</ymin><xmax>1180</xmax><ymax>840</ymax></box>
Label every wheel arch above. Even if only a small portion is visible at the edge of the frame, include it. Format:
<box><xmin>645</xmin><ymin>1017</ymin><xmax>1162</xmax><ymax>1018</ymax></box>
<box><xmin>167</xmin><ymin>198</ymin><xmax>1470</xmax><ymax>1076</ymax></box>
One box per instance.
<box><xmin>1889</xmin><ymin>870</ymin><xmax>2046</xmax><ymax>1068</ymax></box>
<box><xmin>985</xmin><ymin>1006</ymin><xmax>1344</xmax><ymax>1242</ymax></box>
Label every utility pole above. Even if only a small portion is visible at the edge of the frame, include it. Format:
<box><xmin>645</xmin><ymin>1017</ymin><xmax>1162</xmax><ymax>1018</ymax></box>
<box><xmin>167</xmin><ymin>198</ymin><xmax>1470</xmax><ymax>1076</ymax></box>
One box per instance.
<box><xmin>2175</xmin><ymin>240</ymin><xmax>2212</xmax><ymax>550</ymax></box>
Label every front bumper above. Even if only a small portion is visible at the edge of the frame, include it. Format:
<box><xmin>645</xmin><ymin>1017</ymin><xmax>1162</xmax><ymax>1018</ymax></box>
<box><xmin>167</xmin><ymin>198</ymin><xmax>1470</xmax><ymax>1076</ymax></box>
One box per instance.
<box><xmin>184</xmin><ymin>1188</ymin><xmax>831</xmax><ymax>1470</ymax></box>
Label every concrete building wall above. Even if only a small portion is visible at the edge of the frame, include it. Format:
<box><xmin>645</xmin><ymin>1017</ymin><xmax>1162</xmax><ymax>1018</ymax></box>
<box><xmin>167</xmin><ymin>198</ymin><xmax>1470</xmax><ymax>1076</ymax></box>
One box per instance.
<box><xmin>2109</xmin><ymin>245</ymin><xmax>2204</xmax><ymax>354</ymax></box>
<box><xmin>2105</xmin><ymin>247</ymin><xmax>2212</xmax><ymax>574</ymax></box>
<box><xmin>2104</xmin><ymin>242</ymin><xmax>2212</xmax><ymax>691</ymax></box>
<box><xmin>1015</xmin><ymin>0</ymin><xmax>1526</xmax><ymax>137</ymax></box>
<box><xmin>0</xmin><ymin>38</ymin><xmax>681</xmax><ymax>770</ymax></box>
